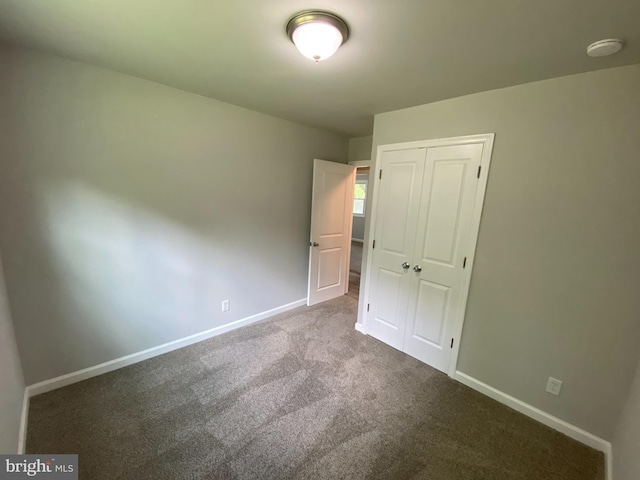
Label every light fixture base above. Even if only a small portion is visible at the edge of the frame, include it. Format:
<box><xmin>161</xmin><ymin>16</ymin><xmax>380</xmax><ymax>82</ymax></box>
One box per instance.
<box><xmin>286</xmin><ymin>11</ymin><xmax>350</xmax><ymax>44</ymax></box>
<box><xmin>587</xmin><ymin>39</ymin><xmax>624</xmax><ymax>57</ymax></box>
<box><xmin>286</xmin><ymin>11</ymin><xmax>349</xmax><ymax>62</ymax></box>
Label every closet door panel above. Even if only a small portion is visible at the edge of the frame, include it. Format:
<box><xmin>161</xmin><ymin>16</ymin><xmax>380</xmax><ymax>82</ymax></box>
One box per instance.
<box><xmin>367</xmin><ymin>148</ymin><xmax>426</xmax><ymax>350</ymax></box>
<box><xmin>403</xmin><ymin>143</ymin><xmax>483</xmax><ymax>372</ymax></box>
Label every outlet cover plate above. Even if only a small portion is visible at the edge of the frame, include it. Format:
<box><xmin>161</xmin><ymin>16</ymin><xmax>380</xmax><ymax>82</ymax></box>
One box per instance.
<box><xmin>546</xmin><ymin>377</ymin><xmax>563</xmax><ymax>396</ymax></box>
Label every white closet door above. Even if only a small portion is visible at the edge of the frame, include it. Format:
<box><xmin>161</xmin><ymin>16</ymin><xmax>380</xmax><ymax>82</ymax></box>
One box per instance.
<box><xmin>402</xmin><ymin>143</ymin><xmax>483</xmax><ymax>372</ymax></box>
<box><xmin>367</xmin><ymin>148</ymin><xmax>426</xmax><ymax>349</ymax></box>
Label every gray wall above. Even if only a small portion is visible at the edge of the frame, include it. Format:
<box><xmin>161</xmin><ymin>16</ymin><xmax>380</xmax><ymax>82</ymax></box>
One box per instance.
<box><xmin>0</xmin><ymin>47</ymin><xmax>348</xmax><ymax>385</ymax></box>
<box><xmin>348</xmin><ymin>136</ymin><xmax>373</xmax><ymax>162</ymax></box>
<box><xmin>366</xmin><ymin>64</ymin><xmax>640</xmax><ymax>439</ymax></box>
<box><xmin>352</xmin><ymin>217</ymin><xmax>366</xmax><ymax>241</ymax></box>
<box><xmin>0</xmin><ymin>255</ymin><xmax>25</xmax><ymax>453</ymax></box>
<box><xmin>613</xmin><ymin>360</ymin><xmax>640</xmax><ymax>480</ymax></box>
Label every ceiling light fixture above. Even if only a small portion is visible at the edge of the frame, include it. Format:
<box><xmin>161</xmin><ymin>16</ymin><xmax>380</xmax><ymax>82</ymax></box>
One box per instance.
<box><xmin>587</xmin><ymin>39</ymin><xmax>624</xmax><ymax>57</ymax></box>
<box><xmin>286</xmin><ymin>11</ymin><xmax>349</xmax><ymax>62</ymax></box>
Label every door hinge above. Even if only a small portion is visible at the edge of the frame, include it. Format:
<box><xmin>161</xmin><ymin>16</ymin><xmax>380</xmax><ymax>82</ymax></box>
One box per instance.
<box><xmin>477</xmin><ymin>166</ymin><xmax>481</xmax><ymax>178</ymax></box>
<box><xmin>367</xmin><ymin>303</ymin><xmax>370</xmax><ymax>312</ymax></box>
<box><xmin>463</xmin><ymin>257</ymin><xmax>467</xmax><ymax>268</ymax></box>
<box><xmin>372</xmin><ymin>239</ymin><xmax>376</xmax><ymax>249</ymax></box>
<box><xmin>379</xmin><ymin>170</ymin><xmax>382</xmax><ymax>180</ymax></box>
<box><xmin>451</xmin><ymin>338</ymin><xmax>454</xmax><ymax>348</ymax></box>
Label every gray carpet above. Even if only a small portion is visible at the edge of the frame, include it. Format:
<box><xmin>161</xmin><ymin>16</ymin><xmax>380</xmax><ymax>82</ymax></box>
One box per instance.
<box><xmin>27</xmin><ymin>296</ymin><xmax>604</xmax><ymax>479</ymax></box>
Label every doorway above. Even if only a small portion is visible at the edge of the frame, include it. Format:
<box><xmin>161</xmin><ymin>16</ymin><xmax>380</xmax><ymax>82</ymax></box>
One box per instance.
<box><xmin>307</xmin><ymin>159</ymin><xmax>373</xmax><ymax>306</ymax></box>
<box><xmin>307</xmin><ymin>160</ymin><xmax>355</xmax><ymax>306</ymax></box>
<box><xmin>348</xmin><ymin>166</ymin><xmax>369</xmax><ymax>300</ymax></box>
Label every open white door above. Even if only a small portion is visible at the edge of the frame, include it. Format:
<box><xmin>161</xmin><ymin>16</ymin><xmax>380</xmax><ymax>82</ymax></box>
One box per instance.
<box><xmin>308</xmin><ymin>159</ymin><xmax>356</xmax><ymax>306</ymax></box>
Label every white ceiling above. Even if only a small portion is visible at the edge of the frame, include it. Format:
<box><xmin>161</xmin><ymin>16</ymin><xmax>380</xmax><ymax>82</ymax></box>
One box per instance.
<box><xmin>0</xmin><ymin>0</ymin><xmax>638</xmax><ymax>137</ymax></box>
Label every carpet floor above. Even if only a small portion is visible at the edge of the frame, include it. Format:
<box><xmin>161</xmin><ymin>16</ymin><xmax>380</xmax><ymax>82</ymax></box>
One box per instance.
<box><xmin>27</xmin><ymin>296</ymin><xmax>604</xmax><ymax>479</ymax></box>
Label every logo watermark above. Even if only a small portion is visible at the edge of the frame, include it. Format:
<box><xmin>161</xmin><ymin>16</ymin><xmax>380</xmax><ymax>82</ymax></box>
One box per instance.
<box><xmin>0</xmin><ymin>455</ymin><xmax>77</xmax><ymax>479</ymax></box>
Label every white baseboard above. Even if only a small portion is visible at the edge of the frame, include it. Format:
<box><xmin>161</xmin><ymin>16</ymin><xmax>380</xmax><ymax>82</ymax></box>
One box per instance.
<box><xmin>17</xmin><ymin>389</ymin><xmax>29</xmax><ymax>453</ymax></box>
<box><xmin>351</xmin><ymin>238</ymin><xmax>364</xmax><ymax>243</ymax></box>
<box><xmin>454</xmin><ymin>371</ymin><xmax>612</xmax><ymax>480</ymax></box>
<box><xmin>26</xmin><ymin>298</ymin><xmax>307</xmax><ymax>398</ymax></box>
<box><xmin>354</xmin><ymin>322</ymin><xmax>365</xmax><ymax>334</ymax></box>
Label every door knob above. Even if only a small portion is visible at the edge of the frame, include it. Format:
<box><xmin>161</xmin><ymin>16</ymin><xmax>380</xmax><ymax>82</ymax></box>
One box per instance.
<box><xmin>310</xmin><ymin>242</ymin><xmax>319</xmax><ymax>247</ymax></box>
<box><xmin>401</xmin><ymin>262</ymin><xmax>410</xmax><ymax>269</ymax></box>
<box><xmin>413</xmin><ymin>265</ymin><xmax>422</xmax><ymax>273</ymax></box>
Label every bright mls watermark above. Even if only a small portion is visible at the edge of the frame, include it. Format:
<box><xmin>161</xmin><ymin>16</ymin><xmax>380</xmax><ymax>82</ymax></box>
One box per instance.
<box><xmin>0</xmin><ymin>455</ymin><xmax>77</xmax><ymax>479</ymax></box>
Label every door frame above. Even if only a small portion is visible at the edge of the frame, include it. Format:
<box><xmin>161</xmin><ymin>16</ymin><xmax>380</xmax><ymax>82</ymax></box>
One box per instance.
<box><xmin>357</xmin><ymin>133</ymin><xmax>495</xmax><ymax>377</ymax></box>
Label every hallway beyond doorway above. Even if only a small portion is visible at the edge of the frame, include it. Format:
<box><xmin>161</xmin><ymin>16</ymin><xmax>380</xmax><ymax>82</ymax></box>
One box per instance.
<box><xmin>348</xmin><ymin>240</ymin><xmax>363</xmax><ymax>300</ymax></box>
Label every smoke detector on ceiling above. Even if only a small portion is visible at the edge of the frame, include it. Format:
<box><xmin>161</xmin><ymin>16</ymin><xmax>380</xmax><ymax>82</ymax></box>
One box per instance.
<box><xmin>587</xmin><ymin>39</ymin><xmax>624</xmax><ymax>57</ymax></box>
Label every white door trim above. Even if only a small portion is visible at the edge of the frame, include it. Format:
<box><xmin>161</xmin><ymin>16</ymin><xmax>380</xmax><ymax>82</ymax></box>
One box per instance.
<box><xmin>358</xmin><ymin>133</ymin><xmax>495</xmax><ymax>378</ymax></box>
<box><xmin>348</xmin><ymin>160</ymin><xmax>371</xmax><ymax>167</ymax></box>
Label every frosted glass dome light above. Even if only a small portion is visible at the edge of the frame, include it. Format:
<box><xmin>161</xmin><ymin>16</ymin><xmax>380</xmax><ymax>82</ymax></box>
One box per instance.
<box><xmin>287</xmin><ymin>11</ymin><xmax>349</xmax><ymax>62</ymax></box>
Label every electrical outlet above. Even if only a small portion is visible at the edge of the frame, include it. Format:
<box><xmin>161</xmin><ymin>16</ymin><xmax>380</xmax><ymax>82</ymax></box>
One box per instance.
<box><xmin>546</xmin><ymin>377</ymin><xmax>563</xmax><ymax>396</ymax></box>
<box><xmin>221</xmin><ymin>299</ymin><xmax>230</xmax><ymax>312</ymax></box>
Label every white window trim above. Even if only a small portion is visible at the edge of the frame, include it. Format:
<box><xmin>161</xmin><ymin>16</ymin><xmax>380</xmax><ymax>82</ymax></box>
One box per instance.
<box><xmin>353</xmin><ymin>178</ymin><xmax>368</xmax><ymax>217</ymax></box>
